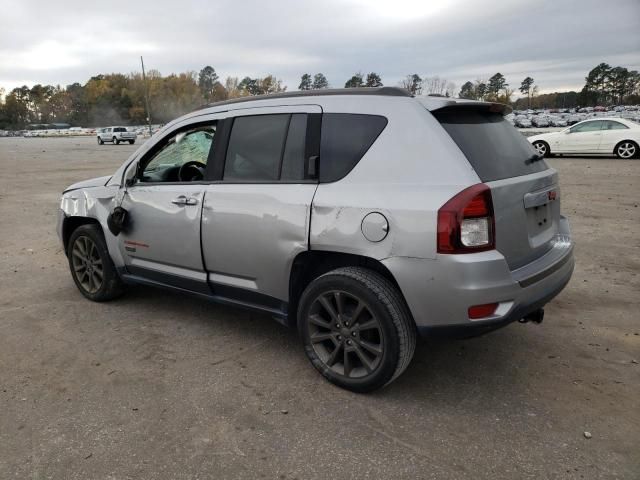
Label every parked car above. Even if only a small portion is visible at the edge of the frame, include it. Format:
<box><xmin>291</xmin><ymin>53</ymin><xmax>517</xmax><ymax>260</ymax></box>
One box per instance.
<box><xmin>548</xmin><ymin>116</ymin><xmax>568</xmax><ymax>128</ymax></box>
<box><xmin>58</xmin><ymin>88</ymin><xmax>574</xmax><ymax>392</ymax></box>
<box><xmin>531</xmin><ymin>115</ymin><xmax>550</xmax><ymax>128</ymax></box>
<box><xmin>529</xmin><ymin>117</ymin><xmax>640</xmax><ymax>158</ymax></box>
<box><xmin>97</xmin><ymin>127</ymin><xmax>137</xmax><ymax>145</ymax></box>
<box><xmin>515</xmin><ymin>115</ymin><xmax>532</xmax><ymax>128</ymax></box>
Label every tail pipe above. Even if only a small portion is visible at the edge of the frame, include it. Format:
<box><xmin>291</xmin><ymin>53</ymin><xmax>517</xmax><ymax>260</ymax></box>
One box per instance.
<box><xmin>519</xmin><ymin>308</ymin><xmax>544</xmax><ymax>324</ymax></box>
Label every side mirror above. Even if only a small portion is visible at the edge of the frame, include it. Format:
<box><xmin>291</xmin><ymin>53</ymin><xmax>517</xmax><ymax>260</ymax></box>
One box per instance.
<box><xmin>124</xmin><ymin>163</ymin><xmax>138</xmax><ymax>187</ymax></box>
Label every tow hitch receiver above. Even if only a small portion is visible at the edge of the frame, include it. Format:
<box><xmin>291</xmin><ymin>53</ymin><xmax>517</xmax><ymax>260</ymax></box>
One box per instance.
<box><xmin>519</xmin><ymin>308</ymin><xmax>544</xmax><ymax>324</ymax></box>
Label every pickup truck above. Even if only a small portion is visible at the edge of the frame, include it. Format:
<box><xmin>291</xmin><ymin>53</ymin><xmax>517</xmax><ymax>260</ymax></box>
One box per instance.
<box><xmin>97</xmin><ymin>127</ymin><xmax>137</xmax><ymax>145</ymax></box>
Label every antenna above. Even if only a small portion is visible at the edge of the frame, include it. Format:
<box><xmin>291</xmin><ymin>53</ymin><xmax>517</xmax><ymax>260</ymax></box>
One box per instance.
<box><xmin>140</xmin><ymin>56</ymin><xmax>152</xmax><ymax>137</ymax></box>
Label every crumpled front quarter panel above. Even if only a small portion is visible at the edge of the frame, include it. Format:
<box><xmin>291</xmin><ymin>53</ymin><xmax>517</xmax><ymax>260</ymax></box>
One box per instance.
<box><xmin>59</xmin><ymin>185</ymin><xmax>123</xmax><ymax>266</ymax></box>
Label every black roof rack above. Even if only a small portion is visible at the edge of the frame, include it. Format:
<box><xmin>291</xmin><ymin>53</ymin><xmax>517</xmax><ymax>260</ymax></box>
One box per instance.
<box><xmin>200</xmin><ymin>87</ymin><xmax>412</xmax><ymax>110</ymax></box>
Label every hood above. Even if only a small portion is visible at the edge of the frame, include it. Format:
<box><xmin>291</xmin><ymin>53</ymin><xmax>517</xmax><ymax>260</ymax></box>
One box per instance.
<box><xmin>63</xmin><ymin>175</ymin><xmax>112</xmax><ymax>193</ymax></box>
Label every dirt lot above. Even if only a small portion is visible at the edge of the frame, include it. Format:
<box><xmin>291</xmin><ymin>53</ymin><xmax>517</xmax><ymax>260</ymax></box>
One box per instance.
<box><xmin>0</xmin><ymin>136</ymin><xmax>638</xmax><ymax>479</ymax></box>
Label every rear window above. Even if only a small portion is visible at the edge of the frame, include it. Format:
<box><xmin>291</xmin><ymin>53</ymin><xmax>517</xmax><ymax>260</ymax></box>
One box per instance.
<box><xmin>320</xmin><ymin>114</ymin><xmax>387</xmax><ymax>182</ymax></box>
<box><xmin>114</xmin><ymin>127</ymin><xmax>127</xmax><ymax>132</ymax></box>
<box><xmin>433</xmin><ymin>108</ymin><xmax>548</xmax><ymax>182</ymax></box>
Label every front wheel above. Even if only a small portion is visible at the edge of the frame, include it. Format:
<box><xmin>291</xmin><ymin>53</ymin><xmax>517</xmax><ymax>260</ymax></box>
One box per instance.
<box><xmin>615</xmin><ymin>141</ymin><xmax>638</xmax><ymax>159</ymax></box>
<box><xmin>129</xmin><ymin>140</ymin><xmax>135</xmax><ymax>145</ymax></box>
<box><xmin>298</xmin><ymin>267</ymin><xmax>416</xmax><ymax>392</ymax></box>
<box><xmin>67</xmin><ymin>224</ymin><xmax>124</xmax><ymax>301</ymax></box>
<box><xmin>532</xmin><ymin>140</ymin><xmax>550</xmax><ymax>157</ymax></box>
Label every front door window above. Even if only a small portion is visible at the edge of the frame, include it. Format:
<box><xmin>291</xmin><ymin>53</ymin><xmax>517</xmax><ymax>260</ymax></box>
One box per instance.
<box><xmin>141</xmin><ymin>126</ymin><xmax>216</xmax><ymax>182</ymax></box>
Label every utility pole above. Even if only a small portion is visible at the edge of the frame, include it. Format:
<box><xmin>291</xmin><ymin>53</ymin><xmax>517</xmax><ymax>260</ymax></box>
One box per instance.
<box><xmin>140</xmin><ymin>56</ymin><xmax>152</xmax><ymax>137</ymax></box>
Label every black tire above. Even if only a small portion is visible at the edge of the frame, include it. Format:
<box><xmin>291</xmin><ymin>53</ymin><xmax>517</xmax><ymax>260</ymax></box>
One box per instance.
<box><xmin>113</xmin><ymin>137</ymin><xmax>119</xmax><ymax>145</ymax></box>
<box><xmin>532</xmin><ymin>140</ymin><xmax>550</xmax><ymax>158</ymax></box>
<box><xmin>614</xmin><ymin>140</ymin><xmax>638</xmax><ymax>159</ymax></box>
<box><xmin>298</xmin><ymin>267</ymin><xmax>416</xmax><ymax>392</ymax></box>
<box><xmin>129</xmin><ymin>140</ymin><xmax>135</xmax><ymax>145</ymax></box>
<box><xmin>67</xmin><ymin>224</ymin><xmax>124</xmax><ymax>302</ymax></box>
<box><xmin>97</xmin><ymin>137</ymin><xmax>104</xmax><ymax>145</ymax></box>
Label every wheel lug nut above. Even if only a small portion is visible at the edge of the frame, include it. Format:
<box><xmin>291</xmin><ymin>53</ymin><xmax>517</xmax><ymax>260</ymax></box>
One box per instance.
<box><xmin>351</xmin><ymin>332</ymin><xmax>356</xmax><ymax>337</ymax></box>
<box><xmin>336</xmin><ymin>323</ymin><xmax>341</xmax><ymax>328</ymax></box>
<box><xmin>347</xmin><ymin>340</ymin><xmax>352</xmax><ymax>345</ymax></box>
<box><xmin>344</xmin><ymin>322</ymin><xmax>349</xmax><ymax>327</ymax></box>
<box><xmin>337</xmin><ymin>335</ymin><xmax>342</xmax><ymax>341</ymax></box>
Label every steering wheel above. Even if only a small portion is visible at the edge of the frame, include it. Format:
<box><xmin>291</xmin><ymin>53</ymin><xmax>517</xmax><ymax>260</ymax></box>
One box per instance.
<box><xmin>178</xmin><ymin>161</ymin><xmax>206</xmax><ymax>182</ymax></box>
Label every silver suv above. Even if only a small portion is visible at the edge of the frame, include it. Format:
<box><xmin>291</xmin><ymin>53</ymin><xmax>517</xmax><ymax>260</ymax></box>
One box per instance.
<box><xmin>97</xmin><ymin>126</ymin><xmax>137</xmax><ymax>145</ymax></box>
<box><xmin>58</xmin><ymin>87</ymin><xmax>574</xmax><ymax>392</ymax></box>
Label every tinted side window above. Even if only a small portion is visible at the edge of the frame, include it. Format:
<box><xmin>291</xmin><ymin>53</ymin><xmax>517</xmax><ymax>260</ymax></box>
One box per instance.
<box><xmin>320</xmin><ymin>114</ymin><xmax>388</xmax><ymax>183</ymax></box>
<box><xmin>602</xmin><ymin>120</ymin><xmax>628</xmax><ymax>130</ymax></box>
<box><xmin>570</xmin><ymin>121</ymin><xmax>602</xmax><ymax>133</ymax></box>
<box><xmin>280</xmin><ymin>114</ymin><xmax>308</xmax><ymax>181</ymax></box>
<box><xmin>224</xmin><ymin>115</ymin><xmax>289</xmax><ymax>182</ymax></box>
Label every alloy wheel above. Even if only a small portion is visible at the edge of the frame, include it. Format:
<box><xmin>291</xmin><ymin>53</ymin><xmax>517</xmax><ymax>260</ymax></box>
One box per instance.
<box><xmin>533</xmin><ymin>141</ymin><xmax>547</xmax><ymax>156</ymax></box>
<box><xmin>617</xmin><ymin>142</ymin><xmax>636</xmax><ymax>159</ymax></box>
<box><xmin>71</xmin><ymin>235</ymin><xmax>103</xmax><ymax>294</ymax></box>
<box><xmin>307</xmin><ymin>290</ymin><xmax>384</xmax><ymax>378</ymax></box>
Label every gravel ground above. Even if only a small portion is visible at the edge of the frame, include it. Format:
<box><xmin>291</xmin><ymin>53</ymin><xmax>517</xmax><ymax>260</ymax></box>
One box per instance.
<box><xmin>0</xmin><ymin>137</ymin><xmax>638</xmax><ymax>479</ymax></box>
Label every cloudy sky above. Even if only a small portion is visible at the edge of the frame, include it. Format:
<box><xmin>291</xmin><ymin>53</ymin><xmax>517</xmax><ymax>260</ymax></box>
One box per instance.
<box><xmin>1</xmin><ymin>0</ymin><xmax>639</xmax><ymax>96</ymax></box>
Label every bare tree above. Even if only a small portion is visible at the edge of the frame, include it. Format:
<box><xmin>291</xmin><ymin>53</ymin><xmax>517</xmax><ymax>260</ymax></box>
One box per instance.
<box><xmin>400</xmin><ymin>74</ymin><xmax>422</xmax><ymax>95</ymax></box>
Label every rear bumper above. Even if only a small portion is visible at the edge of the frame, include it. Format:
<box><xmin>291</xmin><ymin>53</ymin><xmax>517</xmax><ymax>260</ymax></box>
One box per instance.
<box><xmin>382</xmin><ymin>216</ymin><xmax>574</xmax><ymax>337</ymax></box>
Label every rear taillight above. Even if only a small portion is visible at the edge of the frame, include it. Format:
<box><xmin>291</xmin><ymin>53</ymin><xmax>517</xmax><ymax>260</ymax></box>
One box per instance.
<box><xmin>437</xmin><ymin>184</ymin><xmax>495</xmax><ymax>254</ymax></box>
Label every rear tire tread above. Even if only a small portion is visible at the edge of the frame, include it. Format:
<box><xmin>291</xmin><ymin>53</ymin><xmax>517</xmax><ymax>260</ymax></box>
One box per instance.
<box><xmin>306</xmin><ymin>266</ymin><xmax>416</xmax><ymax>389</ymax></box>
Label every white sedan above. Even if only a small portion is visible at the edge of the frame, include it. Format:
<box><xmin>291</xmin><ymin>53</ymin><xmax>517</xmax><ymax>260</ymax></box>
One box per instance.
<box><xmin>528</xmin><ymin>118</ymin><xmax>640</xmax><ymax>159</ymax></box>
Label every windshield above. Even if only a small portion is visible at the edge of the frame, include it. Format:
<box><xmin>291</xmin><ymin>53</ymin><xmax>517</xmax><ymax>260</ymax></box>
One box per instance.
<box><xmin>433</xmin><ymin>108</ymin><xmax>548</xmax><ymax>182</ymax></box>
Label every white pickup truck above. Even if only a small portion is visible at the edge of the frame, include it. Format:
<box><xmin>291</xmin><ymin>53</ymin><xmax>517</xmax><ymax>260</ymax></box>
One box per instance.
<box><xmin>97</xmin><ymin>127</ymin><xmax>137</xmax><ymax>145</ymax></box>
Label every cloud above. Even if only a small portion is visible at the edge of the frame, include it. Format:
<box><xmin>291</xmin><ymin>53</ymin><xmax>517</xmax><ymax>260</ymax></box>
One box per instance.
<box><xmin>0</xmin><ymin>0</ymin><xmax>638</xmax><ymax>95</ymax></box>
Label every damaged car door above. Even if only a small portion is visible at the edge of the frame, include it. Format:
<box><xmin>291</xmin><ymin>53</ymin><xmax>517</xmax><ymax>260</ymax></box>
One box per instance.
<box><xmin>117</xmin><ymin>121</ymin><xmax>217</xmax><ymax>293</ymax></box>
<box><xmin>201</xmin><ymin>105</ymin><xmax>321</xmax><ymax>306</ymax></box>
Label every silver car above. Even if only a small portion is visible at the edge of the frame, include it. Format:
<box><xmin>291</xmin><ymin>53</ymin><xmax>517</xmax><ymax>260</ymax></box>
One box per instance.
<box><xmin>57</xmin><ymin>87</ymin><xmax>574</xmax><ymax>392</ymax></box>
<box><xmin>97</xmin><ymin>126</ymin><xmax>137</xmax><ymax>145</ymax></box>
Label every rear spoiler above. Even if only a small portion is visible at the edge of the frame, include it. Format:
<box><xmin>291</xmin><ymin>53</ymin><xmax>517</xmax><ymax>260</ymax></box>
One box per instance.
<box><xmin>417</xmin><ymin>97</ymin><xmax>512</xmax><ymax>115</ymax></box>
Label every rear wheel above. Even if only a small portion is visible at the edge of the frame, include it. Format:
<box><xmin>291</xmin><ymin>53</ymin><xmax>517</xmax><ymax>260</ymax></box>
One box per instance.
<box><xmin>113</xmin><ymin>136</ymin><xmax>119</xmax><ymax>145</ymax></box>
<box><xmin>67</xmin><ymin>224</ymin><xmax>124</xmax><ymax>302</ymax></box>
<box><xmin>298</xmin><ymin>267</ymin><xmax>416</xmax><ymax>392</ymax></box>
<box><xmin>97</xmin><ymin>137</ymin><xmax>104</xmax><ymax>145</ymax></box>
<box><xmin>129</xmin><ymin>140</ymin><xmax>135</xmax><ymax>145</ymax></box>
<box><xmin>615</xmin><ymin>141</ymin><xmax>638</xmax><ymax>159</ymax></box>
<box><xmin>532</xmin><ymin>140</ymin><xmax>550</xmax><ymax>157</ymax></box>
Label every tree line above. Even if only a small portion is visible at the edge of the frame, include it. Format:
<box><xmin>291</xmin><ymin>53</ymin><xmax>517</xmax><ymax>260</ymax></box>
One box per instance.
<box><xmin>0</xmin><ymin>67</ymin><xmax>288</xmax><ymax>129</ymax></box>
<box><xmin>1</xmin><ymin>62</ymin><xmax>639</xmax><ymax>129</ymax></box>
<box><xmin>458</xmin><ymin>63</ymin><xmax>640</xmax><ymax>109</ymax></box>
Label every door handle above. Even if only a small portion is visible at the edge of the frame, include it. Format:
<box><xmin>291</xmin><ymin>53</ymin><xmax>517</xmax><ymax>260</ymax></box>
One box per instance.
<box><xmin>171</xmin><ymin>196</ymin><xmax>198</xmax><ymax>206</ymax></box>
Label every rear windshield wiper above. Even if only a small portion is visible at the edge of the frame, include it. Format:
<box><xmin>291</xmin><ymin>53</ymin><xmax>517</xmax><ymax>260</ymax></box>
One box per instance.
<box><xmin>525</xmin><ymin>153</ymin><xmax>544</xmax><ymax>165</ymax></box>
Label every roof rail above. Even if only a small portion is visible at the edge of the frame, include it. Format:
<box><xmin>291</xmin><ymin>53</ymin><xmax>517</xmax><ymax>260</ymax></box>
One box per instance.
<box><xmin>200</xmin><ymin>86</ymin><xmax>413</xmax><ymax>109</ymax></box>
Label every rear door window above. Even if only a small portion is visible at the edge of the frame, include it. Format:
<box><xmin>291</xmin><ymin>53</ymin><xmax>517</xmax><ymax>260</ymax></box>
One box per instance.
<box><xmin>433</xmin><ymin>108</ymin><xmax>548</xmax><ymax>182</ymax></box>
<box><xmin>224</xmin><ymin>115</ymin><xmax>289</xmax><ymax>181</ymax></box>
<box><xmin>319</xmin><ymin>114</ymin><xmax>387</xmax><ymax>183</ymax></box>
<box><xmin>223</xmin><ymin>114</ymin><xmax>310</xmax><ymax>182</ymax></box>
<box><xmin>601</xmin><ymin>120</ymin><xmax>628</xmax><ymax>130</ymax></box>
<box><xmin>280</xmin><ymin>114</ymin><xmax>308</xmax><ymax>181</ymax></box>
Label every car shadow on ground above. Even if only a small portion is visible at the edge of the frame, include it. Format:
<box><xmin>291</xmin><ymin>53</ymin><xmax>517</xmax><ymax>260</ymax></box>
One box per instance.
<box><xmin>116</xmin><ymin>284</ymin><xmax>537</xmax><ymax>406</ymax></box>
